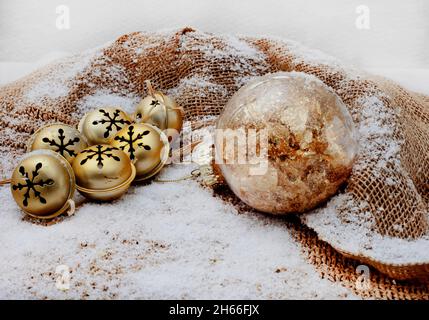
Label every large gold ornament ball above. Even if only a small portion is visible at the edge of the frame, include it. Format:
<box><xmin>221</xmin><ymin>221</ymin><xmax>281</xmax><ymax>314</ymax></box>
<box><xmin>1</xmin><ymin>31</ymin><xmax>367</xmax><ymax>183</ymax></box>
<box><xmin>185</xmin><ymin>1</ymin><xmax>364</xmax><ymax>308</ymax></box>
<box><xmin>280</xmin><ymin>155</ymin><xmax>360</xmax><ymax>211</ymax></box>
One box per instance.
<box><xmin>134</xmin><ymin>91</ymin><xmax>183</xmax><ymax>143</ymax></box>
<box><xmin>72</xmin><ymin>144</ymin><xmax>136</xmax><ymax>201</ymax></box>
<box><xmin>215</xmin><ymin>72</ymin><xmax>359</xmax><ymax>214</ymax></box>
<box><xmin>28</xmin><ymin>123</ymin><xmax>88</xmax><ymax>163</ymax></box>
<box><xmin>10</xmin><ymin>150</ymin><xmax>75</xmax><ymax>218</ymax></box>
<box><xmin>110</xmin><ymin>123</ymin><xmax>169</xmax><ymax>181</ymax></box>
<box><xmin>78</xmin><ymin>107</ymin><xmax>132</xmax><ymax>145</ymax></box>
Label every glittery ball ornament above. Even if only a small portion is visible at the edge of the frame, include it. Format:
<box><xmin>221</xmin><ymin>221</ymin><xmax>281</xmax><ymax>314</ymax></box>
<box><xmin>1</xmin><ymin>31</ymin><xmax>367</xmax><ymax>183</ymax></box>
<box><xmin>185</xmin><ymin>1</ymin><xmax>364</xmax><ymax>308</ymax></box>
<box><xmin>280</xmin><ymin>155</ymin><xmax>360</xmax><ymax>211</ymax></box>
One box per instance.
<box><xmin>28</xmin><ymin>123</ymin><xmax>88</xmax><ymax>163</ymax></box>
<box><xmin>133</xmin><ymin>81</ymin><xmax>183</xmax><ymax>143</ymax></box>
<box><xmin>10</xmin><ymin>150</ymin><xmax>75</xmax><ymax>219</ymax></box>
<box><xmin>215</xmin><ymin>72</ymin><xmax>359</xmax><ymax>214</ymax></box>
<box><xmin>110</xmin><ymin>123</ymin><xmax>169</xmax><ymax>181</ymax></box>
<box><xmin>72</xmin><ymin>144</ymin><xmax>136</xmax><ymax>201</ymax></box>
<box><xmin>78</xmin><ymin>107</ymin><xmax>132</xmax><ymax>145</ymax></box>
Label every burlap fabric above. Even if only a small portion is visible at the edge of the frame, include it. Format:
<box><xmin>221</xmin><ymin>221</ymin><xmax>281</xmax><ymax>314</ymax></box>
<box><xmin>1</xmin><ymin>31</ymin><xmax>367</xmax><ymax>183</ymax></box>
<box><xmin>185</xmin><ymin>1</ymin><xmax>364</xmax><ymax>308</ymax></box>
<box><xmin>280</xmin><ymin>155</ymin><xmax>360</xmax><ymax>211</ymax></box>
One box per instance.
<box><xmin>0</xmin><ymin>28</ymin><xmax>428</xmax><ymax>299</ymax></box>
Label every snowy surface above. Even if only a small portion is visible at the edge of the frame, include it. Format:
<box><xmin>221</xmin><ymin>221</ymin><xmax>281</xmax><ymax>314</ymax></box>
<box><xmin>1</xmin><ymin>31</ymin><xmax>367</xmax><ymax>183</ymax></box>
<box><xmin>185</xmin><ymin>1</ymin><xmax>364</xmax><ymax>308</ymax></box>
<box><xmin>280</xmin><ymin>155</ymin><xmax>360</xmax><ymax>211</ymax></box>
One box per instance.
<box><xmin>0</xmin><ymin>170</ymin><xmax>356</xmax><ymax>299</ymax></box>
<box><xmin>0</xmin><ymin>53</ymin><xmax>428</xmax><ymax>299</ymax></box>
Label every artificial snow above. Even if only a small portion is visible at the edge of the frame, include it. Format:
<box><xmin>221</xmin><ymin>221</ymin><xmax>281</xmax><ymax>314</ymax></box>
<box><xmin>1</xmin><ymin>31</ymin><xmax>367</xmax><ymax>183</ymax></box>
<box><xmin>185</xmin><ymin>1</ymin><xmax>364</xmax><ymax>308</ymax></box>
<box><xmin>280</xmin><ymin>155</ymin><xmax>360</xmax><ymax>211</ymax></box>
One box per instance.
<box><xmin>0</xmin><ymin>165</ymin><xmax>355</xmax><ymax>299</ymax></box>
<box><xmin>1</xmin><ymin>29</ymin><xmax>428</xmax><ymax>299</ymax></box>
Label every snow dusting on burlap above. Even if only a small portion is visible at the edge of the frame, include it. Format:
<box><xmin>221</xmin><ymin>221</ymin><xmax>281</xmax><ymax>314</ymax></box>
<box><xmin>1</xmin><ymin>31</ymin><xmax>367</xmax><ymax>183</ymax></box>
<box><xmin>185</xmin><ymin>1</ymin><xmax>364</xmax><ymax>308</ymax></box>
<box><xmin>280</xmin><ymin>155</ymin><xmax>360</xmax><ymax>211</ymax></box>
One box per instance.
<box><xmin>0</xmin><ymin>28</ymin><xmax>428</xmax><ymax>299</ymax></box>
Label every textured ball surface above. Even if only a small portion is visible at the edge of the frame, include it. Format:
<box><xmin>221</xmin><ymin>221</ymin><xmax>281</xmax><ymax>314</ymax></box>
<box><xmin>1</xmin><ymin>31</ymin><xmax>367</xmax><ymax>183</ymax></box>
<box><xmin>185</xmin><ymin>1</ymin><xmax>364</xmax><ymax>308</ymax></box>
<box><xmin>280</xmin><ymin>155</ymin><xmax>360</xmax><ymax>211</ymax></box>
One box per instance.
<box><xmin>72</xmin><ymin>145</ymin><xmax>132</xmax><ymax>190</ymax></box>
<box><xmin>10</xmin><ymin>150</ymin><xmax>75</xmax><ymax>218</ymax></box>
<box><xmin>134</xmin><ymin>92</ymin><xmax>183</xmax><ymax>143</ymax></box>
<box><xmin>28</xmin><ymin>124</ymin><xmax>88</xmax><ymax>163</ymax></box>
<box><xmin>215</xmin><ymin>72</ymin><xmax>359</xmax><ymax>214</ymax></box>
<box><xmin>78</xmin><ymin>107</ymin><xmax>132</xmax><ymax>145</ymax></box>
<box><xmin>110</xmin><ymin>124</ymin><xmax>170</xmax><ymax>181</ymax></box>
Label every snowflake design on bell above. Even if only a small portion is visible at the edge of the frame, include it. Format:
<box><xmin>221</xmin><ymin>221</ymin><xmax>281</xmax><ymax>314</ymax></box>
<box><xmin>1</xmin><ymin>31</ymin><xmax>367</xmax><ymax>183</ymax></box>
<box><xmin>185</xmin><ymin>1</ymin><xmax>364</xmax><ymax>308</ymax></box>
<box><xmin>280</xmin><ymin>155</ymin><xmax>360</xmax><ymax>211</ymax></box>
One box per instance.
<box><xmin>92</xmin><ymin>109</ymin><xmax>131</xmax><ymax>138</ymax></box>
<box><xmin>79</xmin><ymin>145</ymin><xmax>121</xmax><ymax>168</ymax></box>
<box><xmin>113</xmin><ymin>125</ymin><xmax>151</xmax><ymax>160</ymax></box>
<box><xmin>42</xmin><ymin>128</ymin><xmax>80</xmax><ymax>157</ymax></box>
<box><xmin>135</xmin><ymin>100</ymin><xmax>161</xmax><ymax>121</ymax></box>
<box><xmin>12</xmin><ymin>163</ymin><xmax>54</xmax><ymax>207</ymax></box>
<box><xmin>150</xmin><ymin>99</ymin><xmax>160</xmax><ymax>107</ymax></box>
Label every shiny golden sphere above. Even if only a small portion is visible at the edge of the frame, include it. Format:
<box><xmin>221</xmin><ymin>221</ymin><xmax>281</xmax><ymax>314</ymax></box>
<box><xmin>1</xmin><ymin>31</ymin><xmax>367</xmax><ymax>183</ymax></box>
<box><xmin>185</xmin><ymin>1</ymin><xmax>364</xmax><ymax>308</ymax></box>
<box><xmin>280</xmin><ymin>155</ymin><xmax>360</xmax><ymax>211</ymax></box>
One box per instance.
<box><xmin>78</xmin><ymin>107</ymin><xmax>132</xmax><ymax>145</ymax></box>
<box><xmin>134</xmin><ymin>92</ymin><xmax>183</xmax><ymax>143</ymax></box>
<box><xmin>110</xmin><ymin>123</ymin><xmax>169</xmax><ymax>181</ymax></box>
<box><xmin>28</xmin><ymin>123</ymin><xmax>88</xmax><ymax>163</ymax></box>
<box><xmin>10</xmin><ymin>150</ymin><xmax>75</xmax><ymax>219</ymax></box>
<box><xmin>72</xmin><ymin>144</ymin><xmax>136</xmax><ymax>201</ymax></box>
<box><xmin>215</xmin><ymin>72</ymin><xmax>358</xmax><ymax>214</ymax></box>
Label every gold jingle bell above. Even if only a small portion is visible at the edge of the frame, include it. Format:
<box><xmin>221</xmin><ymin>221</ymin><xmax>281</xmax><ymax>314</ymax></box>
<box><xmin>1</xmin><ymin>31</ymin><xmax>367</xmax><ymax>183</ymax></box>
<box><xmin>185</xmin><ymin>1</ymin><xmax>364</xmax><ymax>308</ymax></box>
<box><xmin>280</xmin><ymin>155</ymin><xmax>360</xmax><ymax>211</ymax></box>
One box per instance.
<box><xmin>10</xmin><ymin>150</ymin><xmax>75</xmax><ymax>219</ymax></box>
<box><xmin>78</xmin><ymin>107</ymin><xmax>132</xmax><ymax>145</ymax></box>
<box><xmin>110</xmin><ymin>123</ymin><xmax>169</xmax><ymax>181</ymax></box>
<box><xmin>72</xmin><ymin>144</ymin><xmax>136</xmax><ymax>201</ymax></box>
<box><xmin>133</xmin><ymin>81</ymin><xmax>183</xmax><ymax>143</ymax></box>
<box><xmin>27</xmin><ymin>123</ymin><xmax>88</xmax><ymax>163</ymax></box>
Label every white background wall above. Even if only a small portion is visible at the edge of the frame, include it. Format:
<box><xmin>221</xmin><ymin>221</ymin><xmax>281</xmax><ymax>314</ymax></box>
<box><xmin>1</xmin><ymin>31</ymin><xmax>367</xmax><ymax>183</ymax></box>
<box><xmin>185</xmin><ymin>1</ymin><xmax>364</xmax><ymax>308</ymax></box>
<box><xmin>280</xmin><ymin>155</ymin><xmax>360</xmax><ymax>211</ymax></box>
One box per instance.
<box><xmin>0</xmin><ymin>0</ymin><xmax>428</xmax><ymax>69</ymax></box>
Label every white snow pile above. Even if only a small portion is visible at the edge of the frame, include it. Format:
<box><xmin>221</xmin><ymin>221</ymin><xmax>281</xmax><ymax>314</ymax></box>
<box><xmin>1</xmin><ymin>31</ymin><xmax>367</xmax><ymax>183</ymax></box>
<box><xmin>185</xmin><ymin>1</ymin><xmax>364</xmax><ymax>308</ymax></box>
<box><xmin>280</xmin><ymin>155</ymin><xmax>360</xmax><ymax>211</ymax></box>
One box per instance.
<box><xmin>0</xmin><ymin>164</ymin><xmax>355</xmax><ymax>299</ymax></box>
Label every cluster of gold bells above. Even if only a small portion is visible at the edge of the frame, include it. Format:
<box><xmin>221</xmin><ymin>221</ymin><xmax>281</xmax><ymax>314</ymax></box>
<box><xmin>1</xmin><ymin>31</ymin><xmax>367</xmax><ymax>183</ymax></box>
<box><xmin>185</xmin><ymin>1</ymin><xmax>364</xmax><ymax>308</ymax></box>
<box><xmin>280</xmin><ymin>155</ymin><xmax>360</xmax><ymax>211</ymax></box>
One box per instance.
<box><xmin>3</xmin><ymin>81</ymin><xmax>213</xmax><ymax>220</ymax></box>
